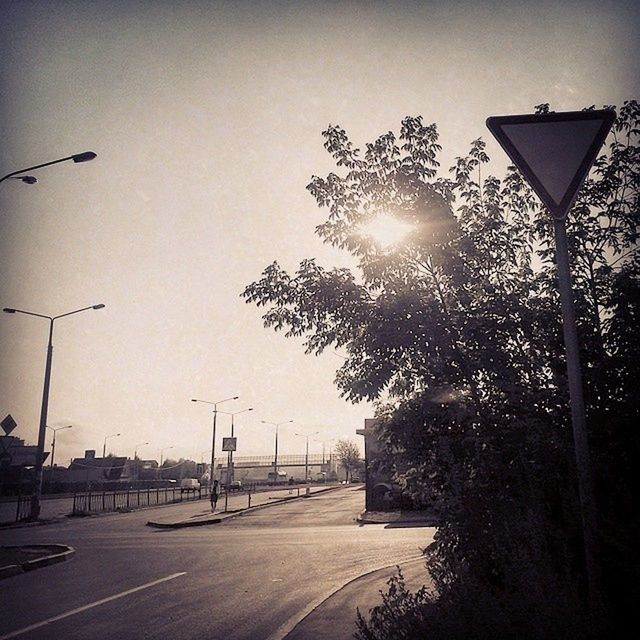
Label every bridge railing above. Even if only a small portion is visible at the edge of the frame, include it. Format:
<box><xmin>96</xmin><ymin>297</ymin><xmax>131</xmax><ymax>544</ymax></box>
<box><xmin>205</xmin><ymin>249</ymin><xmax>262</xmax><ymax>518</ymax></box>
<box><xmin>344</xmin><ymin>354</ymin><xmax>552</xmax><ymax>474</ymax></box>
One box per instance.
<box><xmin>223</xmin><ymin>454</ymin><xmax>332</xmax><ymax>468</ymax></box>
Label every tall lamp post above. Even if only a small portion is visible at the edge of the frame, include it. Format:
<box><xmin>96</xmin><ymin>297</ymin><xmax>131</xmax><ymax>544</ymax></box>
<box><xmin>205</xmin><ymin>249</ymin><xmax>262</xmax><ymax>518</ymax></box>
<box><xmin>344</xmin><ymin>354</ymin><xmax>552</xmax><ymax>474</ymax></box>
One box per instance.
<box><xmin>295</xmin><ymin>431</ymin><xmax>319</xmax><ymax>482</ymax></box>
<box><xmin>134</xmin><ymin>442</ymin><xmax>149</xmax><ymax>460</ymax></box>
<box><xmin>46</xmin><ymin>424</ymin><xmax>72</xmax><ymax>468</ymax></box>
<box><xmin>315</xmin><ymin>438</ymin><xmax>334</xmax><ymax>465</ymax></box>
<box><xmin>133</xmin><ymin>441</ymin><xmax>149</xmax><ymax>483</ymax></box>
<box><xmin>0</xmin><ymin>151</ymin><xmax>97</xmax><ymax>185</ymax></box>
<box><xmin>261</xmin><ymin>419</ymin><xmax>293</xmax><ymax>483</ymax></box>
<box><xmin>219</xmin><ymin>408</ymin><xmax>253</xmax><ymax>485</ymax></box>
<box><xmin>191</xmin><ymin>396</ymin><xmax>238</xmax><ymax>484</ymax></box>
<box><xmin>160</xmin><ymin>446</ymin><xmax>174</xmax><ymax>466</ymax></box>
<box><xmin>102</xmin><ymin>433</ymin><xmax>120</xmax><ymax>457</ymax></box>
<box><xmin>2</xmin><ymin>304</ymin><xmax>105</xmax><ymax>520</ymax></box>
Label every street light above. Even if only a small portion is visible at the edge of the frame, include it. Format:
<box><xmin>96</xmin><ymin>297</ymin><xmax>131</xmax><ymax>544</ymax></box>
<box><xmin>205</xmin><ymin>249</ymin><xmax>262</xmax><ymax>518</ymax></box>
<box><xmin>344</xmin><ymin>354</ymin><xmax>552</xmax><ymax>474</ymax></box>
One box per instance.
<box><xmin>46</xmin><ymin>424</ymin><xmax>72</xmax><ymax>468</ymax></box>
<box><xmin>191</xmin><ymin>396</ymin><xmax>239</xmax><ymax>483</ymax></box>
<box><xmin>134</xmin><ymin>442</ymin><xmax>149</xmax><ymax>460</ymax></box>
<box><xmin>261</xmin><ymin>419</ymin><xmax>293</xmax><ymax>483</ymax></box>
<box><xmin>0</xmin><ymin>151</ymin><xmax>97</xmax><ymax>185</ymax></box>
<box><xmin>103</xmin><ymin>432</ymin><xmax>120</xmax><ymax>457</ymax></box>
<box><xmin>160</xmin><ymin>446</ymin><xmax>174</xmax><ymax>466</ymax></box>
<box><xmin>133</xmin><ymin>442</ymin><xmax>149</xmax><ymax>483</ymax></box>
<box><xmin>218</xmin><ymin>408</ymin><xmax>253</xmax><ymax>485</ymax></box>
<box><xmin>2</xmin><ymin>303</ymin><xmax>105</xmax><ymax>520</ymax></box>
<box><xmin>295</xmin><ymin>431</ymin><xmax>319</xmax><ymax>482</ymax></box>
<box><xmin>315</xmin><ymin>438</ymin><xmax>335</xmax><ymax>465</ymax></box>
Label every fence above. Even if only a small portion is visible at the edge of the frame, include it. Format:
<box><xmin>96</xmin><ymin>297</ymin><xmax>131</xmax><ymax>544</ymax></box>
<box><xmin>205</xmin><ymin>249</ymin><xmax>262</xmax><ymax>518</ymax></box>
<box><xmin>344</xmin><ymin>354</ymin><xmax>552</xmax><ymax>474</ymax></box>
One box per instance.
<box><xmin>1</xmin><ymin>483</ymin><xmax>318</xmax><ymax>522</ymax></box>
<box><xmin>14</xmin><ymin>494</ymin><xmax>31</xmax><ymax>522</ymax></box>
<box><xmin>72</xmin><ymin>486</ymin><xmax>207</xmax><ymax>515</ymax></box>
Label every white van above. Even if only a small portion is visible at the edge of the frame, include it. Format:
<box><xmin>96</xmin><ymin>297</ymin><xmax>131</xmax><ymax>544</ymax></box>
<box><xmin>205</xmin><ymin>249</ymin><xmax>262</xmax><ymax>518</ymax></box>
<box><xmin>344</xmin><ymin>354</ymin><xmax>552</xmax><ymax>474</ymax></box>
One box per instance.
<box><xmin>180</xmin><ymin>478</ymin><xmax>201</xmax><ymax>493</ymax></box>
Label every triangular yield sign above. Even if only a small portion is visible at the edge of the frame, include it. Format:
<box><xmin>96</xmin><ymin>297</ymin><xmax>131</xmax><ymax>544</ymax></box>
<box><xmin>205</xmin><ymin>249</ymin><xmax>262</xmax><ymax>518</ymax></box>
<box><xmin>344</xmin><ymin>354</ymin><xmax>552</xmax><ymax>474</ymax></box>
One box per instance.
<box><xmin>486</xmin><ymin>109</ymin><xmax>615</xmax><ymax>219</ymax></box>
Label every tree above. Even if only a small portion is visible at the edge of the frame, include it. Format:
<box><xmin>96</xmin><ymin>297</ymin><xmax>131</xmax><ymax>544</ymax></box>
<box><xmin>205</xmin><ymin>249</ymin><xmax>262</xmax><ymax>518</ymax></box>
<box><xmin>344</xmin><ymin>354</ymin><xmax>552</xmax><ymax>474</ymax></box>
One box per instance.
<box><xmin>243</xmin><ymin>102</ymin><xmax>639</xmax><ymax>638</ymax></box>
<box><xmin>333</xmin><ymin>438</ymin><xmax>361</xmax><ymax>481</ymax></box>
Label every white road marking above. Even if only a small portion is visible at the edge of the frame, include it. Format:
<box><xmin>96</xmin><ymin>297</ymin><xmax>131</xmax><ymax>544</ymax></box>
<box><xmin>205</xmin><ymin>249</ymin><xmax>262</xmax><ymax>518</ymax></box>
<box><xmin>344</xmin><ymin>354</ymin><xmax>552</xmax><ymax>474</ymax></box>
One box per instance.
<box><xmin>0</xmin><ymin>572</ymin><xmax>187</xmax><ymax>640</ymax></box>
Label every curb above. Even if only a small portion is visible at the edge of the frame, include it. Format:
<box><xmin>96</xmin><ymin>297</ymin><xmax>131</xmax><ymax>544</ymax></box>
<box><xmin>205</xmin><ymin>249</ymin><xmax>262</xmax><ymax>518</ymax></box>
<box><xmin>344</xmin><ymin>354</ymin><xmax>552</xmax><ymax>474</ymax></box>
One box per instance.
<box><xmin>147</xmin><ymin>516</ymin><xmax>223</xmax><ymax>529</ymax></box>
<box><xmin>146</xmin><ymin>485</ymin><xmax>343</xmax><ymax>529</ymax></box>
<box><xmin>273</xmin><ymin>556</ymin><xmax>426</xmax><ymax>640</ymax></box>
<box><xmin>0</xmin><ymin>544</ymin><xmax>75</xmax><ymax>580</ymax></box>
<box><xmin>356</xmin><ymin>509</ymin><xmax>439</xmax><ymax>526</ymax></box>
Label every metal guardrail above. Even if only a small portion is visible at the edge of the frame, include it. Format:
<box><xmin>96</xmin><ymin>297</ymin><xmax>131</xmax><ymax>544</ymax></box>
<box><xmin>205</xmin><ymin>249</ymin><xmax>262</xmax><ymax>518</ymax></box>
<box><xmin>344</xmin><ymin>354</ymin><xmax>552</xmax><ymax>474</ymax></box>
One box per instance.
<box><xmin>2</xmin><ymin>482</ymin><xmax>334</xmax><ymax>521</ymax></box>
<box><xmin>72</xmin><ymin>486</ymin><xmax>206</xmax><ymax>514</ymax></box>
<box><xmin>15</xmin><ymin>494</ymin><xmax>31</xmax><ymax>522</ymax></box>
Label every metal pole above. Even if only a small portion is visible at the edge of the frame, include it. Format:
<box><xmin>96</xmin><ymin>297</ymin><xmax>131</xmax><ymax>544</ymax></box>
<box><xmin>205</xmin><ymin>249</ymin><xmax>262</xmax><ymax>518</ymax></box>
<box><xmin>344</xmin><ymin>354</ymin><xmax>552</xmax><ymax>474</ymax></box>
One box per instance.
<box><xmin>50</xmin><ymin>430</ymin><xmax>56</xmax><ymax>469</ymax></box>
<box><xmin>305</xmin><ymin>436</ymin><xmax>309</xmax><ymax>482</ymax></box>
<box><xmin>211</xmin><ymin>407</ymin><xmax>217</xmax><ymax>484</ymax></box>
<box><xmin>274</xmin><ymin>425</ymin><xmax>278</xmax><ymax>483</ymax></box>
<box><xmin>31</xmin><ymin>319</ymin><xmax>54</xmax><ymax>520</ymax></box>
<box><xmin>229</xmin><ymin>415</ymin><xmax>235</xmax><ymax>485</ymax></box>
<box><xmin>553</xmin><ymin>217</ymin><xmax>600</xmax><ymax>614</ymax></box>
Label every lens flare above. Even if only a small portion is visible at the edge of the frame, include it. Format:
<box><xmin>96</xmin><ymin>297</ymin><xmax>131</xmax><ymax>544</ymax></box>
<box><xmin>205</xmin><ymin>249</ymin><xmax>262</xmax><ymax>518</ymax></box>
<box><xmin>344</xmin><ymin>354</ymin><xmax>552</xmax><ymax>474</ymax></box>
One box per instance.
<box><xmin>360</xmin><ymin>213</ymin><xmax>413</xmax><ymax>249</ymax></box>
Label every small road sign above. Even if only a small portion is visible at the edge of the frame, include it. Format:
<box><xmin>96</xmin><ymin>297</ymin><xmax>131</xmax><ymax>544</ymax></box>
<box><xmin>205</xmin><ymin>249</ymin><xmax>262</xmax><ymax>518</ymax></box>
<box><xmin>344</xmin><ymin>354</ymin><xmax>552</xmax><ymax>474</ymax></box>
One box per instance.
<box><xmin>486</xmin><ymin>109</ymin><xmax>615</xmax><ymax>219</ymax></box>
<box><xmin>1</xmin><ymin>414</ymin><xmax>17</xmax><ymax>435</ymax></box>
<box><xmin>222</xmin><ymin>437</ymin><xmax>237</xmax><ymax>452</ymax></box>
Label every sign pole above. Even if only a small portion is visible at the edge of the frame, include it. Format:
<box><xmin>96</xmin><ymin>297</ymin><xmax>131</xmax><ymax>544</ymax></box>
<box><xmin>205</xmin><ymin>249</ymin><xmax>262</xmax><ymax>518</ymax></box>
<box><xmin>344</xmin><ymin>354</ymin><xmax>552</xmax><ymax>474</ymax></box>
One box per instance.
<box><xmin>486</xmin><ymin>108</ymin><xmax>615</xmax><ymax>624</ymax></box>
<box><xmin>553</xmin><ymin>217</ymin><xmax>600</xmax><ymax>615</ymax></box>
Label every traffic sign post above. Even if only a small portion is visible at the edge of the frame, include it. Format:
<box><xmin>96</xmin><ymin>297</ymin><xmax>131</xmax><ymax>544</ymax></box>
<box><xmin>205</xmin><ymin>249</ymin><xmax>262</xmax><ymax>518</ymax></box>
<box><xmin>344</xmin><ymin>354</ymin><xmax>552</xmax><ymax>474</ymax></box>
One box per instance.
<box><xmin>487</xmin><ymin>108</ymin><xmax>615</xmax><ymax>621</ymax></box>
<box><xmin>222</xmin><ymin>437</ymin><xmax>237</xmax><ymax>485</ymax></box>
<box><xmin>221</xmin><ymin>437</ymin><xmax>237</xmax><ymax>452</ymax></box>
<box><xmin>1</xmin><ymin>414</ymin><xmax>17</xmax><ymax>436</ymax></box>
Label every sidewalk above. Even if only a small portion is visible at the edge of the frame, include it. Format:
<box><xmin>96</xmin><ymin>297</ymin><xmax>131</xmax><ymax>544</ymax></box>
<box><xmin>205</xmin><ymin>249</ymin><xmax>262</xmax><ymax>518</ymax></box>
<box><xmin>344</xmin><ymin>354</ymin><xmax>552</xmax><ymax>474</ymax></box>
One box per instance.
<box><xmin>281</xmin><ymin>557</ymin><xmax>433</xmax><ymax>640</ymax></box>
<box><xmin>357</xmin><ymin>509</ymin><xmax>439</xmax><ymax>526</ymax></box>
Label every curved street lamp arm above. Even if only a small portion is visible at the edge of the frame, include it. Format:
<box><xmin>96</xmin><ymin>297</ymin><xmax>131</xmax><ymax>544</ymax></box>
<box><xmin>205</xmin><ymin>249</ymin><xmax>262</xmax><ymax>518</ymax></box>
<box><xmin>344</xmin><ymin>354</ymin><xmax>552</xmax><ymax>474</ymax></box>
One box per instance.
<box><xmin>3</xmin><ymin>304</ymin><xmax>104</xmax><ymax>321</ymax></box>
<box><xmin>53</xmin><ymin>304</ymin><xmax>105</xmax><ymax>320</ymax></box>
<box><xmin>3</xmin><ymin>308</ymin><xmax>52</xmax><ymax>320</ymax></box>
<box><xmin>191</xmin><ymin>395</ymin><xmax>239</xmax><ymax>407</ymax></box>
<box><xmin>0</xmin><ymin>152</ymin><xmax>97</xmax><ymax>183</ymax></box>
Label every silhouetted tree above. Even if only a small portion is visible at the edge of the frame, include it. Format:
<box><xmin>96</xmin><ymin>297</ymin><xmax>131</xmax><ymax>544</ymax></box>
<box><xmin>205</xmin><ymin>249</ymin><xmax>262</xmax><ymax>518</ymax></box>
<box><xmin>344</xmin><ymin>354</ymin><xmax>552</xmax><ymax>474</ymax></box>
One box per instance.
<box><xmin>333</xmin><ymin>438</ymin><xmax>361</xmax><ymax>481</ymax></box>
<box><xmin>243</xmin><ymin>101</ymin><xmax>639</xmax><ymax>638</ymax></box>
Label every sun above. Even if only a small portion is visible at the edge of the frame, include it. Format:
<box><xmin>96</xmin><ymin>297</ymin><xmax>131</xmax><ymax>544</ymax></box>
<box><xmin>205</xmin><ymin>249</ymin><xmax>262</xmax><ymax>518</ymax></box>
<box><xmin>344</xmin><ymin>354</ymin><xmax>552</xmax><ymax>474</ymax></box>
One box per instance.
<box><xmin>359</xmin><ymin>213</ymin><xmax>413</xmax><ymax>249</ymax></box>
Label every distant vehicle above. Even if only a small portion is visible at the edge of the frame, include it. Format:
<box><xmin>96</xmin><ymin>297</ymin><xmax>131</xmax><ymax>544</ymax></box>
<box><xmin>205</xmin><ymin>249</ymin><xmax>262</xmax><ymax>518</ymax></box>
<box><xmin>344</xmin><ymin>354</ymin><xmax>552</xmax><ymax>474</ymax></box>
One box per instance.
<box><xmin>180</xmin><ymin>478</ymin><xmax>200</xmax><ymax>493</ymax></box>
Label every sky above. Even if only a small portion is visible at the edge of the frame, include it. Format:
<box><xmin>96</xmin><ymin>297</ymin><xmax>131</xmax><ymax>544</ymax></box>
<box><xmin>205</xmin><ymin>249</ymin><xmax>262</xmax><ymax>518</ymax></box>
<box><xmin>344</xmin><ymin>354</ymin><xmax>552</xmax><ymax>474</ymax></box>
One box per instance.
<box><xmin>1</xmin><ymin>0</ymin><xmax>638</xmax><ymax>467</ymax></box>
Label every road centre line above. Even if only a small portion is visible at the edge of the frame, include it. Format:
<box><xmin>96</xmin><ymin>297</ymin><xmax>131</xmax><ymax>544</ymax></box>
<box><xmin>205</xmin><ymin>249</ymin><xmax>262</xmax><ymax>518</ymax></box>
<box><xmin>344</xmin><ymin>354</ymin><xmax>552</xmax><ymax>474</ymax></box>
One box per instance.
<box><xmin>0</xmin><ymin>572</ymin><xmax>187</xmax><ymax>640</ymax></box>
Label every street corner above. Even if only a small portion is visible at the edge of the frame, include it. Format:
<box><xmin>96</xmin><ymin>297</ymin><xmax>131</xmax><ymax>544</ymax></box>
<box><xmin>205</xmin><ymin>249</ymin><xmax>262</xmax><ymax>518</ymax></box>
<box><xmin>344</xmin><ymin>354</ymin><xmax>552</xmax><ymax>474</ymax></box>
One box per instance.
<box><xmin>356</xmin><ymin>509</ymin><xmax>439</xmax><ymax>526</ymax></box>
<box><xmin>146</xmin><ymin>514</ymin><xmax>225</xmax><ymax>529</ymax></box>
<box><xmin>0</xmin><ymin>544</ymin><xmax>75</xmax><ymax>580</ymax></box>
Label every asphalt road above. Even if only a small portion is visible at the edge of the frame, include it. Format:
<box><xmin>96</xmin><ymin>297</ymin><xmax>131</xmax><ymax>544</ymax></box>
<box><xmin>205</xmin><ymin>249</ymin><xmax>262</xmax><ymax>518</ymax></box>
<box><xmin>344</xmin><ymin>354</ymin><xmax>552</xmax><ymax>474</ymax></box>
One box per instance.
<box><xmin>0</xmin><ymin>486</ymin><xmax>435</xmax><ymax>640</ymax></box>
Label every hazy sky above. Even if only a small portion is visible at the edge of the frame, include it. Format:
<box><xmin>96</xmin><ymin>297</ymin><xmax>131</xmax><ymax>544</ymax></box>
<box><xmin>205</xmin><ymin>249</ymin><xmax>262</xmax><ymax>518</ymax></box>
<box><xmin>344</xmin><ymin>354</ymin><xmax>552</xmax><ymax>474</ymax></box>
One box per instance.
<box><xmin>1</xmin><ymin>0</ymin><xmax>638</xmax><ymax>466</ymax></box>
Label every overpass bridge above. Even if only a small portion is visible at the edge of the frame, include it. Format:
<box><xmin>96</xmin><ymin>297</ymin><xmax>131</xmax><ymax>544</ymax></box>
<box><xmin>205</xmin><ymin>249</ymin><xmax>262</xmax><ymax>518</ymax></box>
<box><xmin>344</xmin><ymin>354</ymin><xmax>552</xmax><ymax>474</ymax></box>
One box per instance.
<box><xmin>224</xmin><ymin>454</ymin><xmax>331</xmax><ymax>468</ymax></box>
<box><xmin>212</xmin><ymin>454</ymin><xmax>337</xmax><ymax>482</ymax></box>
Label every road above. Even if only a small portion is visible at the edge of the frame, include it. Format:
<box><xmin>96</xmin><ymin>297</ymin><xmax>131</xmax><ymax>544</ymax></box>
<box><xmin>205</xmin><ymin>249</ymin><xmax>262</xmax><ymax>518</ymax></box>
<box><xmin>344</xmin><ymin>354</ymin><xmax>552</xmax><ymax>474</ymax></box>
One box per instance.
<box><xmin>0</xmin><ymin>486</ymin><xmax>435</xmax><ymax>640</ymax></box>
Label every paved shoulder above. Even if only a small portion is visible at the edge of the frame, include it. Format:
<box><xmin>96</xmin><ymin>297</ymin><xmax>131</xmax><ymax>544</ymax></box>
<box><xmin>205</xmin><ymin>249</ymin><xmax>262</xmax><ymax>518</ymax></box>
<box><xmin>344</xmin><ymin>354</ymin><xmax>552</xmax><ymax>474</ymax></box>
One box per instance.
<box><xmin>282</xmin><ymin>558</ymin><xmax>431</xmax><ymax>640</ymax></box>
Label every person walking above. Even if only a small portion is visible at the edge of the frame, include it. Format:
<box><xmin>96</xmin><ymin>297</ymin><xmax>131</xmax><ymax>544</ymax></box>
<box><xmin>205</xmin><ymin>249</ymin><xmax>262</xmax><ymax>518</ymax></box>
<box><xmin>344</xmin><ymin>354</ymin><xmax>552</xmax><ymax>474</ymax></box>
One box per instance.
<box><xmin>210</xmin><ymin>479</ymin><xmax>220</xmax><ymax>512</ymax></box>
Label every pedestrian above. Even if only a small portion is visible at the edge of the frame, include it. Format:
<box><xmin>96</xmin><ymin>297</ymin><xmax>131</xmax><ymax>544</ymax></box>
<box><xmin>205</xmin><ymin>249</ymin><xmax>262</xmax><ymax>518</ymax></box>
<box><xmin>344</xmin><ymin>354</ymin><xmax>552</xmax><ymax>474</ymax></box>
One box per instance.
<box><xmin>210</xmin><ymin>479</ymin><xmax>220</xmax><ymax>512</ymax></box>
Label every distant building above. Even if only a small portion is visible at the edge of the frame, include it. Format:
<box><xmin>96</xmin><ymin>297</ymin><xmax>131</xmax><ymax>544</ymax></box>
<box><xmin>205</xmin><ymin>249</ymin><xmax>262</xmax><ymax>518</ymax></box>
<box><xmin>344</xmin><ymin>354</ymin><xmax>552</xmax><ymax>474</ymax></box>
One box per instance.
<box><xmin>0</xmin><ymin>435</ymin><xmax>44</xmax><ymax>468</ymax></box>
<box><xmin>357</xmin><ymin>419</ymin><xmax>403</xmax><ymax>512</ymax></box>
<box><xmin>0</xmin><ymin>435</ymin><xmax>45</xmax><ymax>495</ymax></box>
<box><xmin>68</xmin><ymin>453</ymin><xmax>131</xmax><ymax>483</ymax></box>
